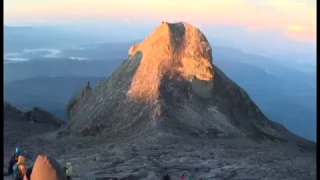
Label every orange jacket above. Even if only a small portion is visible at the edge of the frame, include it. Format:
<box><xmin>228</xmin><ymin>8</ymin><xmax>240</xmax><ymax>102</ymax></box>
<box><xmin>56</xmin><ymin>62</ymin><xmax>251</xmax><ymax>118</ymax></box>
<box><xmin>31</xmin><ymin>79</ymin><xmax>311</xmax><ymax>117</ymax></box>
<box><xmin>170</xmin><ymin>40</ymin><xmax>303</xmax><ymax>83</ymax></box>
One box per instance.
<box><xmin>17</xmin><ymin>156</ymin><xmax>27</xmax><ymax>176</ymax></box>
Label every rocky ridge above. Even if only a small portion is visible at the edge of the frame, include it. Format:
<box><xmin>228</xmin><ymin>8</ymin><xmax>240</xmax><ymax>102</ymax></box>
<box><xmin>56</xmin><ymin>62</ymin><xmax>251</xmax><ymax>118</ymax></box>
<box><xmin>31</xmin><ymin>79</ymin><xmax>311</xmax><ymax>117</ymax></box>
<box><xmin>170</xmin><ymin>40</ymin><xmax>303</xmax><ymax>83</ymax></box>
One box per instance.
<box><xmin>4</xmin><ymin>102</ymin><xmax>65</xmax><ymax>147</ymax></box>
<box><xmin>24</xmin><ymin>107</ymin><xmax>65</xmax><ymax>128</ymax></box>
<box><xmin>67</xmin><ymin>81</ymin><xmax>92</xmax><ymax>120</ymax></box>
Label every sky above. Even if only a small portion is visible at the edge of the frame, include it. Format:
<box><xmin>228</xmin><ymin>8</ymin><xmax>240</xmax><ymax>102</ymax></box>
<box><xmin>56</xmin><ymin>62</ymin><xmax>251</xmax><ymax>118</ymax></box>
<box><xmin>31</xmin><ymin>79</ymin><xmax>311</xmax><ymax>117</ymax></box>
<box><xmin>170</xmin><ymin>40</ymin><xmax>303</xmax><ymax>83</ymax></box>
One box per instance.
<box><xmin>4</xmin><ymin>0</ymin><xmax>317</xmax><ymax>61</ymax></box>
<box><xmin>4</xmin><ymin>0</ymin><xmax>316</xmax><ymax>41</ymax></box>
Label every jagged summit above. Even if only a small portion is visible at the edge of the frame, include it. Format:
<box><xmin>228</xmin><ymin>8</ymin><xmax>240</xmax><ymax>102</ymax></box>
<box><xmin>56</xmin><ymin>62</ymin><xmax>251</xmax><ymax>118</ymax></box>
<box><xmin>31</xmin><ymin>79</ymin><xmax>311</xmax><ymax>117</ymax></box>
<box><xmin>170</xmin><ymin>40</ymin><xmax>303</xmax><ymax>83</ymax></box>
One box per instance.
<box><xmin>61</xmin><ymin>22</ymin><xmax>307</xmax><ymax>144</ymax></box>
<box><xmin>127</xmin><ymin>22</ymin><xmax>214</xmax><ymax>102</ymax></box>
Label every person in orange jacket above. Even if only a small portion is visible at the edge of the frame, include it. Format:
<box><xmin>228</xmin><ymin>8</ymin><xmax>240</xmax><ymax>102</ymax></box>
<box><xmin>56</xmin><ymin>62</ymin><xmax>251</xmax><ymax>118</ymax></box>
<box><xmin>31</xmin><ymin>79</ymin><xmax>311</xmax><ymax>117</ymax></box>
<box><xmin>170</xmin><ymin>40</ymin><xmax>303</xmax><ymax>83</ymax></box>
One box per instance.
<box><xmin>7</xmin><ymin>147</ymin><xmax>25</xmax><ymax>175</ymax></box>
<box><xmin>12</xmin><ymin>155</ymin><xmax>27</xmax><ymax>180</ymax></box>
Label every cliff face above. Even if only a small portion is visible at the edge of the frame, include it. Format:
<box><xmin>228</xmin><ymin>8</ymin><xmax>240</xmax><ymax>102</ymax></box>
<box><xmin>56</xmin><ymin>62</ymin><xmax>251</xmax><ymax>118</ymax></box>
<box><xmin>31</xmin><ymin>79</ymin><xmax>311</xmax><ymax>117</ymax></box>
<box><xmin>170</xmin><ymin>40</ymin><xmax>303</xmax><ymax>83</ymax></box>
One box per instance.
<box><xmin>60</xmin><ymin>22</ymin><xmax>306</xmax><ymax>144</ymax></box>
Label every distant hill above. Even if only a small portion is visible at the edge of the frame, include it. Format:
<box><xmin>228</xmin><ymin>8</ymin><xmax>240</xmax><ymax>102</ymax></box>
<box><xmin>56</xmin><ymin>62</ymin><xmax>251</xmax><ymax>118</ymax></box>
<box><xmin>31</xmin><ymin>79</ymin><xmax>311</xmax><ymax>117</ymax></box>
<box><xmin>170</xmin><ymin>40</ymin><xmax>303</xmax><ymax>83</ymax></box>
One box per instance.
<box><xmin>4</xmin><ymin>76</ymin><xmax>105</xmax><ymax>120</ymax></box>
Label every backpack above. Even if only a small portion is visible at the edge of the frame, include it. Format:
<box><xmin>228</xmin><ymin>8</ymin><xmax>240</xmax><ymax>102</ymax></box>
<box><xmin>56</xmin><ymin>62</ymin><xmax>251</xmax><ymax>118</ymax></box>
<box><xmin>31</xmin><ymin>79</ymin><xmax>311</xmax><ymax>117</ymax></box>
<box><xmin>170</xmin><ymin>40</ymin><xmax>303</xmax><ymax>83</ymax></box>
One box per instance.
<box><xmin>11</xmin><ymin>154</ymin><xmax>19</xmax><ymax>162</ymax></box>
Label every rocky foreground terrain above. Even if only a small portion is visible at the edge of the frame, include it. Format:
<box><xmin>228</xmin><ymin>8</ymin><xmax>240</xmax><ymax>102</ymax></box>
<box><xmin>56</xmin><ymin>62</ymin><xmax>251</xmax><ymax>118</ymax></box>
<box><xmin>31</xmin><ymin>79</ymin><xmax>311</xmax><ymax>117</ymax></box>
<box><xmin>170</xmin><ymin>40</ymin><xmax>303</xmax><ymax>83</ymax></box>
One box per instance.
<box><xmin>4</xmin><ymin>131</ymin><xmax>316</xmax><ymax>180</ymax></box>
<box><xmin>4</xmin><ymin>22</ymin><xmax>316</xmax><ymax>180</ymax></box>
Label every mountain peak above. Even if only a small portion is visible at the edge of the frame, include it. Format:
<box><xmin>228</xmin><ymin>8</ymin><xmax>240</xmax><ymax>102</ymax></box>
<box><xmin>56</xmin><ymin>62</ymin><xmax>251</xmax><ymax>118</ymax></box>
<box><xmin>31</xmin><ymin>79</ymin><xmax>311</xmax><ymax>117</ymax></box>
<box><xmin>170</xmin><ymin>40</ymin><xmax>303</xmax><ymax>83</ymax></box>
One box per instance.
<box><xmin>61</xmin><ymin>22</ymin><xmax>309</xmax><ymax>144</ymax></box>
<box><xmin>127</xmin><ymin>22</ymin><xmax>214</xmax><ymax>102</ymax></box>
